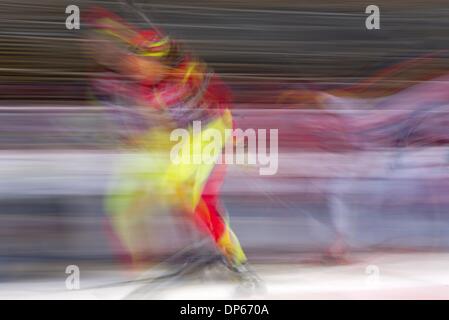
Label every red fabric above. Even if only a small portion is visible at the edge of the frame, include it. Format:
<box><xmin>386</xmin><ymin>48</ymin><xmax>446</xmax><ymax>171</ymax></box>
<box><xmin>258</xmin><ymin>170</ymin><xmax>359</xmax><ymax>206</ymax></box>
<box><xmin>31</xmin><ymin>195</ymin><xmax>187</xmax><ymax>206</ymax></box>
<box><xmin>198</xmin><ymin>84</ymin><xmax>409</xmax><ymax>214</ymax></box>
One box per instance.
<box><xmin>204</xmin><ymin>76</ymin><xmax>233</xmax><ymax>108</ymax></box>
<box><xmin>132</xmin><ymin>30</ymin><xmax>162</xmax><ymax>47</ymax></box>
<box><xmin>194</xmin><ymin>163</ymin><xmax>228</xmax><ymax>242</ymax></box>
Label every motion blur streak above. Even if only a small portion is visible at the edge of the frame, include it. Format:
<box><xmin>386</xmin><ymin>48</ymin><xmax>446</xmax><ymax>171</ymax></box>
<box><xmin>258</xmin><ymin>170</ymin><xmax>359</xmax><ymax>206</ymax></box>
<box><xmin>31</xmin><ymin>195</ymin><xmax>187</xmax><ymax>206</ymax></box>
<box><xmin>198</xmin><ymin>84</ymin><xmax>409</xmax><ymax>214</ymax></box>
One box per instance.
<box><xmin>0</xmin><ymin>0</ymin><xmax>449</xmax><ymax>299</ymax></box>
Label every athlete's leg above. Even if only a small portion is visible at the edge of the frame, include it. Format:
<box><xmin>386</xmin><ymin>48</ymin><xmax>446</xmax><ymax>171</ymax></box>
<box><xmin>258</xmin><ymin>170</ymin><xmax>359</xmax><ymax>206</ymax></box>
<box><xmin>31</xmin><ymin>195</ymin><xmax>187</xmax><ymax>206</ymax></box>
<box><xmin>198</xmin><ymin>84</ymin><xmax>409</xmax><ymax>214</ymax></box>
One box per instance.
<box><xmin>105</xmin><ymin>127</ymin><xmax>174</xmax><ymax>267</ymax></box>
<box><xmin>192</xmin><ymin>162</ymin><xmax>264</xmax><ymax>294</ymax></box>
<box><xmin>194</xmin><ymin>163</ymin><xmax>247</xmax><ymax>267</ymax></box>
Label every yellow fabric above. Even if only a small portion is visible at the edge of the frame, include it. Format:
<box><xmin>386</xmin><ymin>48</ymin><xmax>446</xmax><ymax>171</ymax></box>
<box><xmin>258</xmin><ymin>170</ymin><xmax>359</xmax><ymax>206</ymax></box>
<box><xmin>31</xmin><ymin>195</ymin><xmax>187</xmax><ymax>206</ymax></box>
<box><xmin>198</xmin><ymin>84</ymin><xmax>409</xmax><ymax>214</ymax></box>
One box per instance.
<box><xmin>105</xmin><ymin>110</ymin><xmax>234</xmax><ymax>260</ymax></box>
<box><xmin>217</xmin><ymin>224</ymin><xmax>247</xmax><ymax>266</ymax></box>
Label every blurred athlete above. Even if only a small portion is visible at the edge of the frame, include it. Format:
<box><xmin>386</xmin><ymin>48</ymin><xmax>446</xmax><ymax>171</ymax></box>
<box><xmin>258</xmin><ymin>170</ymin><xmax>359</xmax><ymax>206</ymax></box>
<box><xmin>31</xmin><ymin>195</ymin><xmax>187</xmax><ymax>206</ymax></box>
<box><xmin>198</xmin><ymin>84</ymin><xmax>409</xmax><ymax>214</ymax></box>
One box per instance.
<box><xmin>87</xmin><ymin>7</ymin><xmax>258</xmax><ymax>285</ymax></box>
<box><xmin>276</xmin><ymin>51</ymin><xmax>449</xmax><ymax>264</ymax></box>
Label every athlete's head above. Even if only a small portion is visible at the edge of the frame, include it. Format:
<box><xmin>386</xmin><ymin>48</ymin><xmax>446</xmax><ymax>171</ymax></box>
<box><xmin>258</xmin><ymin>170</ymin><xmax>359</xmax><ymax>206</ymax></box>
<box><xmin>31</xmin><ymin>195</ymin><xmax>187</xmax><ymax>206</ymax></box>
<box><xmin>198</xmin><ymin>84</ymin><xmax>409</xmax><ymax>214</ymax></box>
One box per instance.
<box><xmin>87</xmin><ymin>7</ymin><xmax>181</xmax><ymax>83</ymax></box>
